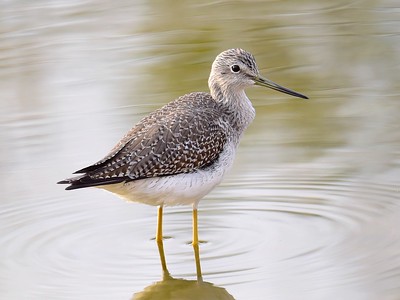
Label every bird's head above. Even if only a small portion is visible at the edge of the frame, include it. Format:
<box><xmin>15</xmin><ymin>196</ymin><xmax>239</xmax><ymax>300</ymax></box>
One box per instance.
<box><xmin>209</xmin><ymin>48</ymin><xmax>308</xmax><ymax>99</ymax></box>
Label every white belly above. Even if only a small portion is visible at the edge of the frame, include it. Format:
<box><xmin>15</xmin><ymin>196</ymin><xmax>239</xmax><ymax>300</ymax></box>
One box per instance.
<box><xmin>97</xmin><ymin>143</ymin><xmax>236</xmax><ymax>208</ymax></box>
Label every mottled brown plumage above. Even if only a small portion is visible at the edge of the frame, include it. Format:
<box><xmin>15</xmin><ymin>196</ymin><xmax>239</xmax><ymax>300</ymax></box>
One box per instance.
<box><xmin>59</xmin><ymin>92</ymin><xmax>230</xmax><ymax>190</ymax></box>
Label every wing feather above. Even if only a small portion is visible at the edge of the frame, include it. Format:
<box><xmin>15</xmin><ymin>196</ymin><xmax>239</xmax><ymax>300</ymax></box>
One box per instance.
<box><xmin>59</xmin><ymin>93</ymin><xmax>229</xmax><ymax>190</ymax></box>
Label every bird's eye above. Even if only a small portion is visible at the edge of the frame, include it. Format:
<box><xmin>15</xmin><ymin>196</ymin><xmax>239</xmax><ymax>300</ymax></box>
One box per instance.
<box><xmin>230</xmin><ymin>65</ymin><xmax>240</xmax><ymax>73</ymax></box>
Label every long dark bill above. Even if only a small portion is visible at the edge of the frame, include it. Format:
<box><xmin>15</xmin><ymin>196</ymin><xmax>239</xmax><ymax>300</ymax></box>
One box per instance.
<box><xmin>254</xmin><ymin>75</ymin><xmax>308</xmax><ymax>99</ymax></box>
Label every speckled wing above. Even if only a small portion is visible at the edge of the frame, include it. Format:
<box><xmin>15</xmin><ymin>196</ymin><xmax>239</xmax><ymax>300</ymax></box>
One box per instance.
<box><xmin>58</xmin><ymin>92</ymin><xmax>228</xmax><ymax>190</ymax></box>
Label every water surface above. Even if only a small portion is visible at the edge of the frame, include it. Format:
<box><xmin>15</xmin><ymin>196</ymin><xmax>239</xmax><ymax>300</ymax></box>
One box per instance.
<box><xmin>1</xmin><ymin>1</ymin><xmax>399</xmax><ymax>299</ymax></box>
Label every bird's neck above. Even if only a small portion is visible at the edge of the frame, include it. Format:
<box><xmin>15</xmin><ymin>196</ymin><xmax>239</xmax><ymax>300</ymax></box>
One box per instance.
<box><xmin>210</xmin><ymin>81</ymin><xmax>256</xmax><ymax>135</ymax></box>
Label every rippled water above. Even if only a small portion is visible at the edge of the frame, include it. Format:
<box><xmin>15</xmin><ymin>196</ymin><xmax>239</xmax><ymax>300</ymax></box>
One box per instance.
<box><xmin>1</xmin><ymin>1</ymin><xmax>400</xmax><ymax>299</ymax></box>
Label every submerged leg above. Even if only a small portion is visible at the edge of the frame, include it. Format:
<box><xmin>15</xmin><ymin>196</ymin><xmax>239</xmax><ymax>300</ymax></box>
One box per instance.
<box><xmin>157</xmin><ymin>233</ymin><xmax>169</xmax><ymax>276</ymax></box>
<box><xmin>192</xmin><ymin>208</ymin><xmax>203</xmax><ymax>282</ymax></box>
<box><xmin>193</xmin><ymin>241</ymin><xmax>203</xmax><ymax>282</ymax></box>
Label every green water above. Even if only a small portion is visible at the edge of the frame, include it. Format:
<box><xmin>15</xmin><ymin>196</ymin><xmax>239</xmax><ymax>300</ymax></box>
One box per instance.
<box><xmin>1</xmin><ymin>1</ymin><xmax>399</xmax><ymax>299</ymax></box>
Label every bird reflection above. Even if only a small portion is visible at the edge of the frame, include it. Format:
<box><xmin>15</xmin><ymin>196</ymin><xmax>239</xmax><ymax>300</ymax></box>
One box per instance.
<box><xmin>131</xmin><ymin>239</ymin><xmax>235</xmax><ymax>300</ymax></box>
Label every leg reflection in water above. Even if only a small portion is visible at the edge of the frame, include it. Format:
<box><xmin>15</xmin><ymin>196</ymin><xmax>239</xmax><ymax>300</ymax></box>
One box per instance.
<box><xmin>131</xmin><ymin>213</ymin><xmax>235</xmax><ymax>300</ymax></box>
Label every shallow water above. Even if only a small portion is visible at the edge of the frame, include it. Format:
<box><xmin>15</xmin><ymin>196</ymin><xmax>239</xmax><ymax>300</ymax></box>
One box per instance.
<box><xmin>1</xmin><ymin>1</ymin><xmax>400</xmax><ymax>299</ymax></box>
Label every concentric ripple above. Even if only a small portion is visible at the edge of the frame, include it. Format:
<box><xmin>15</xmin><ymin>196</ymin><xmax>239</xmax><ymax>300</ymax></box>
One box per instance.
<box><xmin>183</xmin><ymin>166</ymin><xmax>400</xmax><ymax>292</ymax></box>
<box><xmin>1</xmin><ymin>164</ymin><xmax>400</xmax><ymax>299</ymax></box>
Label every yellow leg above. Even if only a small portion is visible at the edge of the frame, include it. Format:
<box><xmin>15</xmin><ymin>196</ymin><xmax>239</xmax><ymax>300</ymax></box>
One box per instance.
<box><xmin>193</xmin><ymin>243</ymin><xmax>203</xmax><ymax>282</ymax></box>
<box><xmin>157</xmin><ymin>233</ymin><xmax>169</xmax><ymax>276</ymax></box>
<box><xmin>156</xmin><ymin>205</ymin><xmax>169</xmax><ymax>275</ymax></box>
<box><xmin>192</xmin><ymin>208</ymin><xmax>203</xmax><ymax>281</ymax></box>
<box><xmin>192</xmin><ymin>208</ymin><xmax>199</xmax><ymax>246</ymax></box>
<box><xmin>156</xmin><ymin>205</ymin><xmax>163</xmax><ymax>243</ymax></box>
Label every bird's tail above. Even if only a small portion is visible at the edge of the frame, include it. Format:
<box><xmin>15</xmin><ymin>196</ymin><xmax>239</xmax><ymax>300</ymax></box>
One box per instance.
<box><xmin>57</xmin><ymin>174</ymin><xmax>124</xmax><ymax>190</ymax></box>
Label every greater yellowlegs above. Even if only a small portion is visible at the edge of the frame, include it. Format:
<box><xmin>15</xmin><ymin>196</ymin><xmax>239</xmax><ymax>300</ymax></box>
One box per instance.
<box><xmin>58</xmin><ymin>48</ymin><xmax>308</xmax><ymax>249</ymax></box>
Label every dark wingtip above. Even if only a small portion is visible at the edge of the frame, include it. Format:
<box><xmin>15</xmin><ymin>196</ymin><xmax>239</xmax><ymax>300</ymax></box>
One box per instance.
<box><xmin>57</xmin><ymin>179</ymin><xmax>70</xmax><ymax>185</ymax></box>
<box><xmin>57</xmin><ymin>174</ymin><xmax>126</xmax><ymax>190</ymax></box>
<box><xmin>73</xmin><ymin>164</ymin><xmax>101</xmax><ymax>174</ymax></box>
<box><xmin>57</xmin><ymin>179</ymin><xmax>75</xmax><ymax>190</ymax></box>
<box><xmin>64</xmin><ymin>184</ymin><xmax>81</xmax><ymax>190</ymax></box>
<box><xmin>73</xmin><ymin>169</ymin><xmax>86</xmax><ymax>174</ymax></box>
